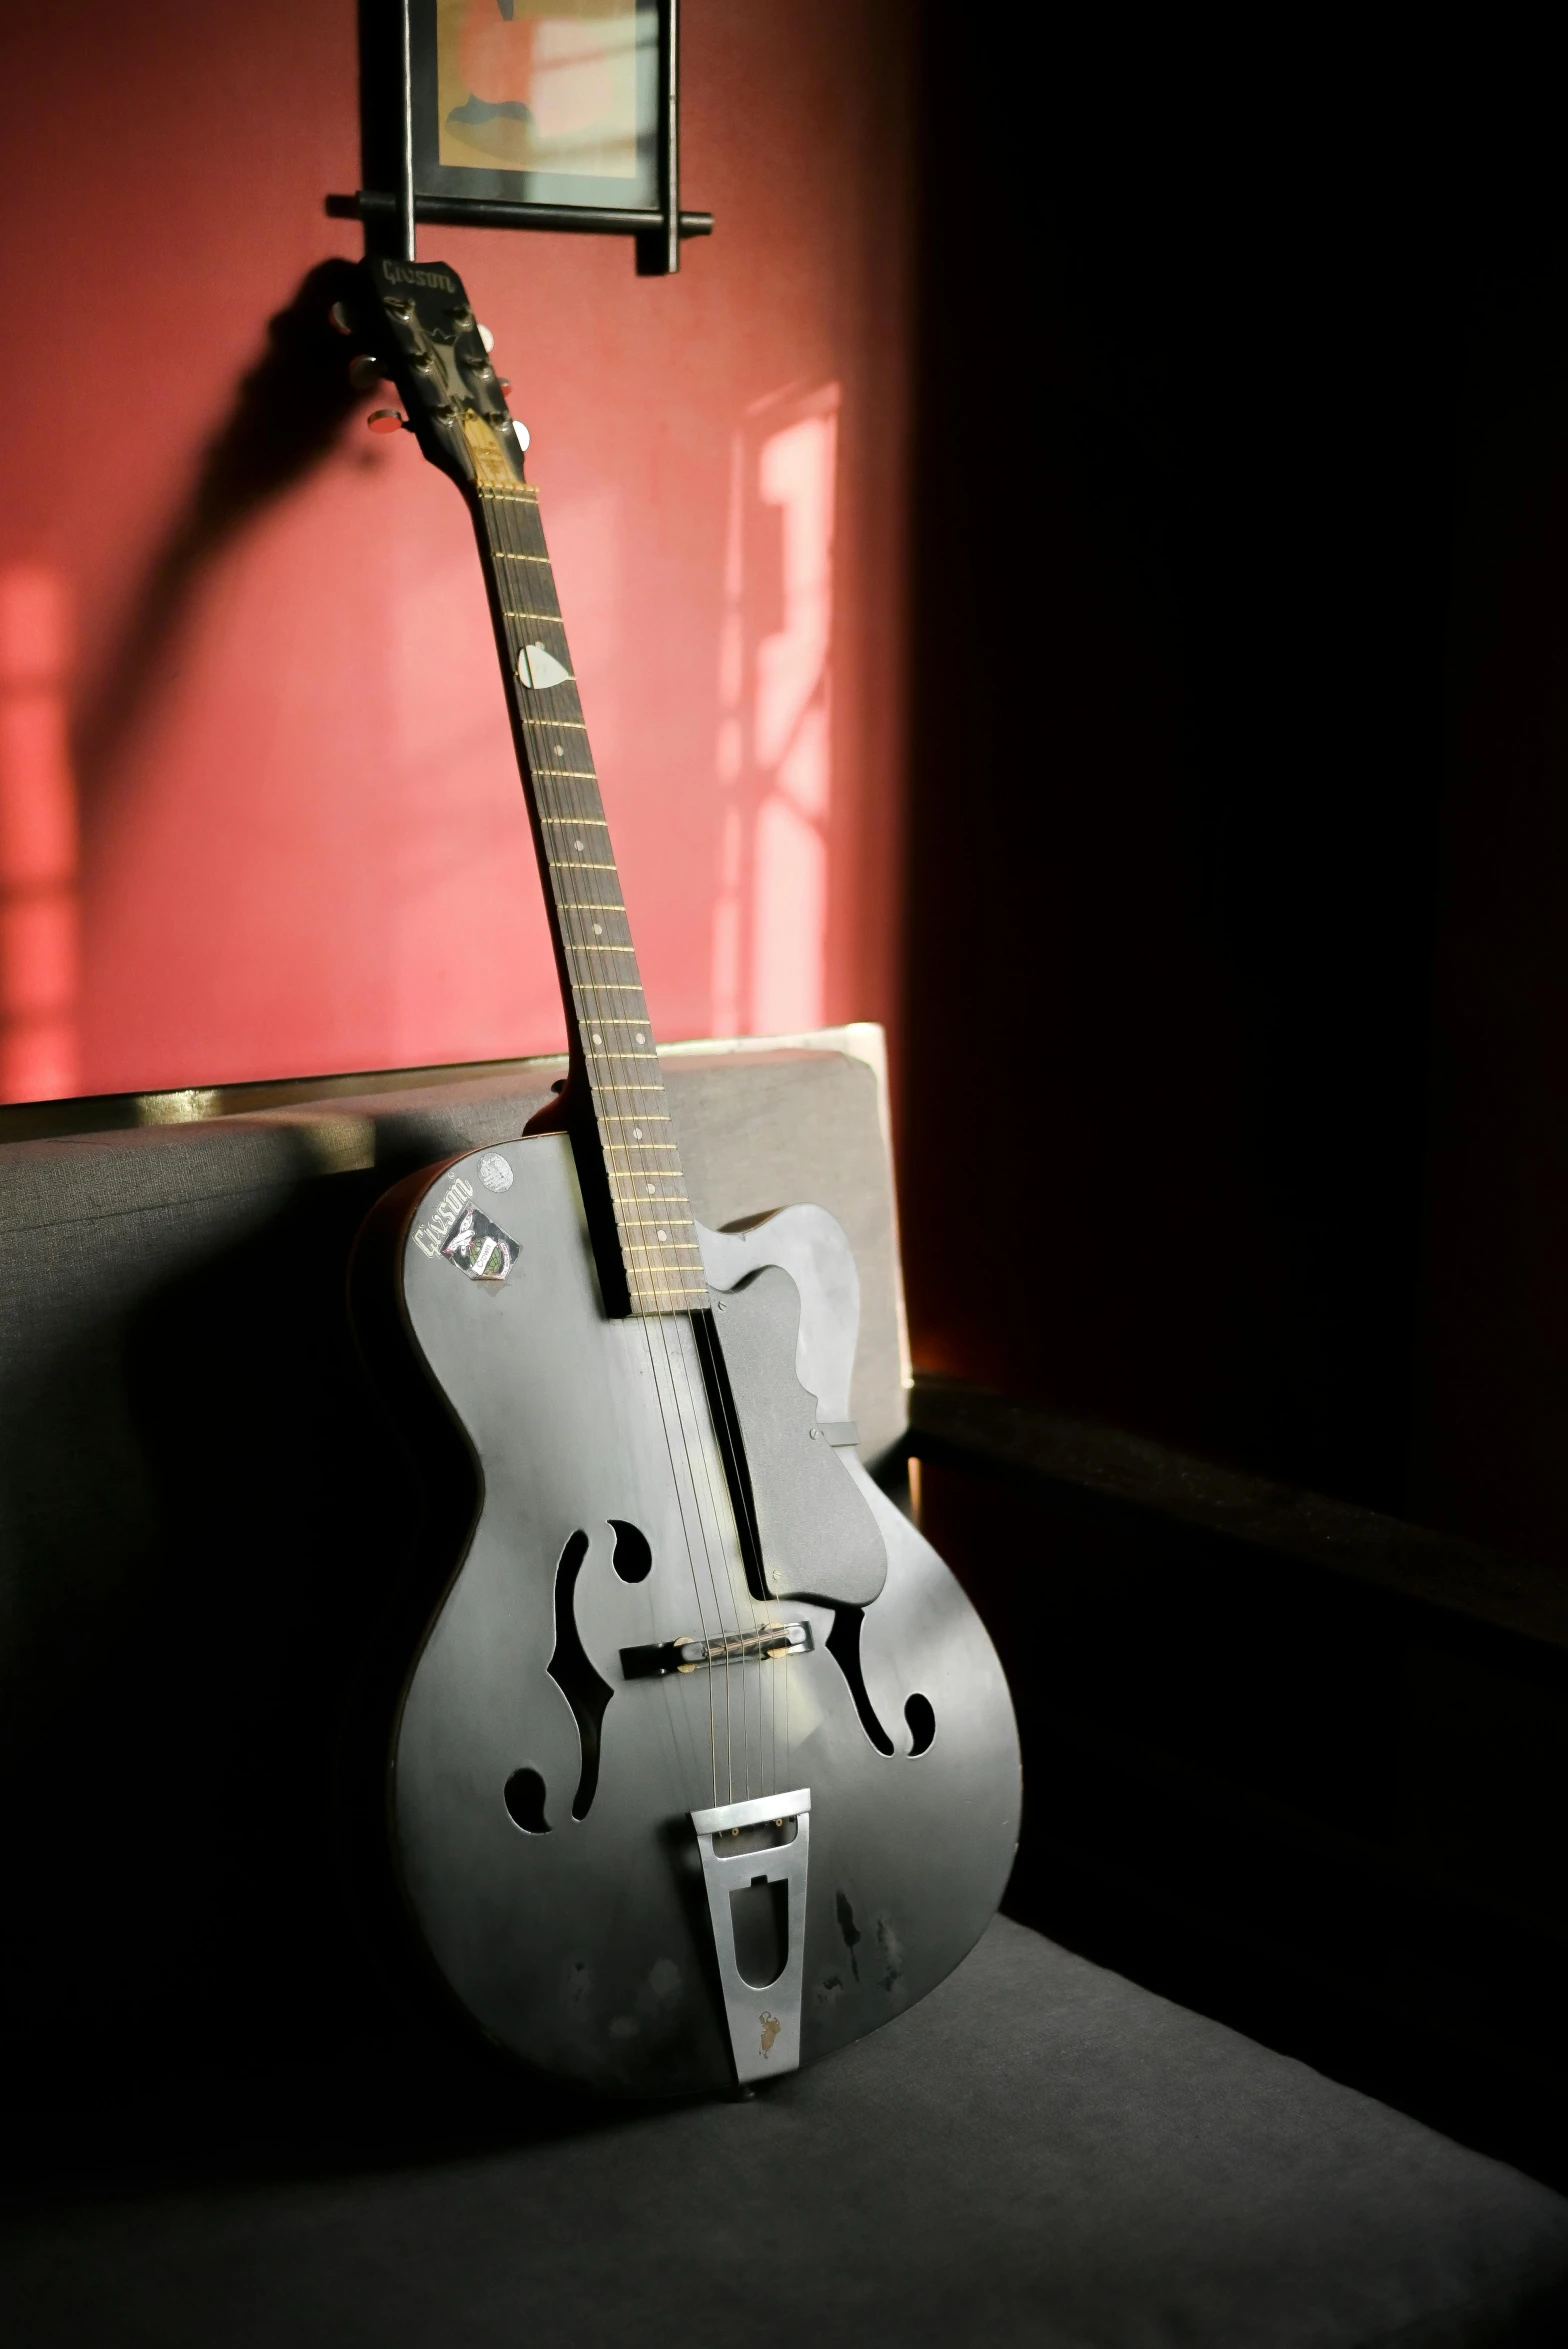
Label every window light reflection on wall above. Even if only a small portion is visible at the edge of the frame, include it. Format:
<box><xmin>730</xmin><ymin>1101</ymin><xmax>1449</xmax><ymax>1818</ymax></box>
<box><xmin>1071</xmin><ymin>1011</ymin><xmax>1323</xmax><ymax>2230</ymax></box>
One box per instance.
<box><xmin>712</xmin><ymin>384</ymin><xmax>839</xmax><ymax>1038</ymax></box>
<box><xmin>0</xmin><ymin>564</ymin><xmax>79</xmax><ymax>1102</ymax></box>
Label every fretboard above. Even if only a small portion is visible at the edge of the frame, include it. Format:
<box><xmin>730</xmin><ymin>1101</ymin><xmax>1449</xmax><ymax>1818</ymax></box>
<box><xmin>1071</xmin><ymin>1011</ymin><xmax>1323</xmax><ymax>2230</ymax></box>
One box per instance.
<box><xmin>472</xmin><ymin>482</ymin><xmax>707</xmax><ymax>1317</ymax></box>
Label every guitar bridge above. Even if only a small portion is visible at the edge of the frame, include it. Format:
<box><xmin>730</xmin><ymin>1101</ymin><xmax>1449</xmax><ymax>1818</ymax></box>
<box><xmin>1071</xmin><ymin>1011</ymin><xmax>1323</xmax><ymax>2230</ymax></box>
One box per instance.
<box><xmin>620</xmin><ymin>1620</ymin><xmax>813</xmax><ymax>1679</ymax></box>
<box><xmin>690</xmin><ymin>1787</ymin><xmax>811</xmax><ymax>2086</ymax></box>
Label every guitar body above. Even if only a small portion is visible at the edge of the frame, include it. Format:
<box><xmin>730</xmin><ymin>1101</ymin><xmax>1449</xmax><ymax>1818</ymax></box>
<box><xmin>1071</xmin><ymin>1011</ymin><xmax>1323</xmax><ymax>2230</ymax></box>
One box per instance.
<box><xmin>373</xmin><ymin>1132</ymin><xmax>1019</xmax><ymax>2097</ymax></box>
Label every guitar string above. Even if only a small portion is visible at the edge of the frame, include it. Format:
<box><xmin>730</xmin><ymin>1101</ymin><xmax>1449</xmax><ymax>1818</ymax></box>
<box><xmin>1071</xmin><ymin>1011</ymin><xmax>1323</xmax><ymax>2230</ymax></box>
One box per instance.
<box><xmin>495</xmin><ymin>484</ymin><xmax>728</xmax><ymax>1814</ymax></box>
<box><xmin>477</xmin><ymin>488</ymin><xmax>705</xmax><ymax>1790</ymax></box>
<box><xmin>487</xmin><ymin>484</ymin><xmax>728</xmax><ymax>1810</ymax></box>
<box><xmin>505</xmin><ymin>484</ymin><xmax>780</xmax><ymax>1812</ymax></box>
<box><xmin>486</xmin><ymin>482</ymin><xmax>747</xmax><ymax>1808</ymax></box>
<box><xmin>510</xmin><ymin>488</ymin><xmax>766</xmax><ymax>1806</ymax></box>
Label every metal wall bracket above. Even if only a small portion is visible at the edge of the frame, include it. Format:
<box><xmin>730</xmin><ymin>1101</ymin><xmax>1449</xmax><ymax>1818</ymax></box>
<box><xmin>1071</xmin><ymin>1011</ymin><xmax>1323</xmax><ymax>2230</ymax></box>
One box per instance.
<box><xmin>689</xmin><ymin>1787</ymin><xmax>811</xmax><ymax>2085</ymax></box>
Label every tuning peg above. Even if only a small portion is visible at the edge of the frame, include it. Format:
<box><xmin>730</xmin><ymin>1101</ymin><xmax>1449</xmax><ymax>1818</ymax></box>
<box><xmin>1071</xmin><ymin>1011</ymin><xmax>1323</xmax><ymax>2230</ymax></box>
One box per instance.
<box><xmin>478</xmin><ymin>323</ymin><xmax>495</xmax><ymax>353</ymax></box>
<box><xmin>329</xmin><ymin>299</ymin><xmax>354</xmax><ymax>335</ymax></box>
<box><xmin>347</xmin><ymin>355</ymin><xmax>382</xmax><ymax>392</ymax></box>
<box><xmin>499</xmin><ymin>377</ymin><xmax>512</xmax><ymax>391</ymax></box>
<box><xmin>367</xmin><ymin>408</ymin><xmax>407</xmax><ymax>435</ymax></box>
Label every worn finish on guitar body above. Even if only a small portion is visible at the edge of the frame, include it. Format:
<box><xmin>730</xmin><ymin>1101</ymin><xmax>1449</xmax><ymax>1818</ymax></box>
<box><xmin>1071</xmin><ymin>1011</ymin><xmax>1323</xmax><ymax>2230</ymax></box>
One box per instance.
<box><xmin>344</xmin><ymin>252</ymin><xmax>1021</xmax><ymax>2095</ymax></box>
<box><xmin>378</xmin><ymin>1133</ymin><xmax>1017</xmax><ymax>2096</ymax></box>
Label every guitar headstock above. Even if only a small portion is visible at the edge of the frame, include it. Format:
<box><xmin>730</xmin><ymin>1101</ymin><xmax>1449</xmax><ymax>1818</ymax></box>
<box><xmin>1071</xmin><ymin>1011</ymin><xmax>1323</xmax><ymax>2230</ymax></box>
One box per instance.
<box><xmin>342</xmin><ymin>256</ymin><xmax>525</xmax><ymax>494</ymax></box>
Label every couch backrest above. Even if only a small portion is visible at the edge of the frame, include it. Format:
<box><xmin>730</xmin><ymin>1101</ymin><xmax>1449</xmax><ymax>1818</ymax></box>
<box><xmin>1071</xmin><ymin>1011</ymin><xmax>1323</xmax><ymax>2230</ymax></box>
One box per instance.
<box><xmin>0</xmin><ymin>1031</ymin><xmax>907</xmax><ymax>2095</ymax></box>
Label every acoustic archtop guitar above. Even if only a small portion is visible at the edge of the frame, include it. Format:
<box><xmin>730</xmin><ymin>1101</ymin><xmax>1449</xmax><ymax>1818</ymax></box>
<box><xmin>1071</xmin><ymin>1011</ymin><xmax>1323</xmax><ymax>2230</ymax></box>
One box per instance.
<box><xmin>342</xmin><ymin>255</ymin><xmax>1019</xmax><ymax>2097</ymax></box>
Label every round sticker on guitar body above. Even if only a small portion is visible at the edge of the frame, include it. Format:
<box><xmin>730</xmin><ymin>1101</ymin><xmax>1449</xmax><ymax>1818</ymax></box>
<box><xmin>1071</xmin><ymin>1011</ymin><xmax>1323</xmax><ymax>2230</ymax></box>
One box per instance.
<box><xmin>480</xmin><ymin>1153</ymin><xmax>515</xmax><ymax>1192</ymax></box>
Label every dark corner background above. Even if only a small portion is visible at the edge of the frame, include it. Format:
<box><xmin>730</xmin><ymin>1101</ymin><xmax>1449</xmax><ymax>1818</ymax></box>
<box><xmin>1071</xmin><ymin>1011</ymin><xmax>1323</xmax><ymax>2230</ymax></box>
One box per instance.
<box><xmin>898</xmin><ymin>10</ymin><xmax>1568</xmax><ymax>2184</ymax></box>
<box><xmin>901</xmin><ymin>10</ymin><xmax>1568</xmax><ymax>1564</ymax></box>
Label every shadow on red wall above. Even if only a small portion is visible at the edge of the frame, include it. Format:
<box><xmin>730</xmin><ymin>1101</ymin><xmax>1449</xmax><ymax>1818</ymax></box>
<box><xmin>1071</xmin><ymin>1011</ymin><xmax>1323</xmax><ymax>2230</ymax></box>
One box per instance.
<box><xmin>0</xmin><ymin>1</ymin><xmax>912</xmax><ymax>1100</ymax></box>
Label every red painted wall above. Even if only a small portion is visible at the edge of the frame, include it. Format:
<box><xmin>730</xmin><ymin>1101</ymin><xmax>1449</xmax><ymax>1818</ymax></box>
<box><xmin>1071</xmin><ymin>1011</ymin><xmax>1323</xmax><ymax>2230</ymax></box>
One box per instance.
<box><xmin>0</xmin><ymin>2</ymin><xmax>911</xmax><ymax>1098</ymax></box>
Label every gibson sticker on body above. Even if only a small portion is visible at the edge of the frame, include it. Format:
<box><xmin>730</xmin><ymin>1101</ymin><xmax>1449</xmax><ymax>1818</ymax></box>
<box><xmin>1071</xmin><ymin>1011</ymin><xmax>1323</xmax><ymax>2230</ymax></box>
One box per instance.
<box><xmin>413</xmin><ymin>1176</ymin><xmax>518</xmax><ymax>1283</ymax></box>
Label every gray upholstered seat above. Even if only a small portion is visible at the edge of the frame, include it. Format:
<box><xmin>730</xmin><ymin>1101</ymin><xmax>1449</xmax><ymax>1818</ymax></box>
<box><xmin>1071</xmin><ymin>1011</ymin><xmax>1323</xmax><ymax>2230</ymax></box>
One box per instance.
<box><xmin>2</xmin><ymin>1037</ymin><xmax>1565</xmax><ymax>2345</ymax></box>
<box><xmin>4</xmin><ymin>1920</ymin><xmax>1567</xmax><ymax>2346</ymax></box>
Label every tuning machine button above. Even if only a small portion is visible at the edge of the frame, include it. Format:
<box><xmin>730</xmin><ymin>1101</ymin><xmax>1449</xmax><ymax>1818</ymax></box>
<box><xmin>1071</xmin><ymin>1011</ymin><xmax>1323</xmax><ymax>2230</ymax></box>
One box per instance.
<box><xmin>478</xmin><ymin>323</ymin><xmax>495</xmax><ymax>353</ymax></box>
<box><xmin>347</xmin><ymin>355</ymin><xmax>382</xmax><ymax>392</ymax></box>
<box><xmin>367</xmin><ymin>408</ymin><xmax>407</xmax><ymax>435</ymax></box>
<box><xmin>329</xmin><ymin>299</ymin><xmax>354</xmax><ymax>335</ymax></box>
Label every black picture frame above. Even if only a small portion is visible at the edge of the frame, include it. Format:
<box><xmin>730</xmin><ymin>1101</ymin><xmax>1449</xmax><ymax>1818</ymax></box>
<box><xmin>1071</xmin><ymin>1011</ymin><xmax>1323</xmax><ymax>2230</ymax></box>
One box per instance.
<box><xmin>335</xmin><ymin>0</ymin><xmax>711</xmax><ymax>275</ymax></box>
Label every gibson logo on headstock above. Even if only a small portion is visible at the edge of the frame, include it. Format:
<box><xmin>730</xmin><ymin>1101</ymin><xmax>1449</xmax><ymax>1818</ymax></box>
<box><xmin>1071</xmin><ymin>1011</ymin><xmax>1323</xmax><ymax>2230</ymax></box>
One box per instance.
<box><xmin>384</xmin><ymin>262</ymin><xmax>458</xmax><ymax>293</ymax></box>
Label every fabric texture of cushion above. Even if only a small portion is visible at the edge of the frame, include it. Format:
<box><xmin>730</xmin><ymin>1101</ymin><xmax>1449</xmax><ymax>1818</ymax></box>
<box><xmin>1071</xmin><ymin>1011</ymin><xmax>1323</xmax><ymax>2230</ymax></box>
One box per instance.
<box><xmin>4</xmin><ymin>1918</ymin><xmax>1566</xmax><ymax>2347</ymax></box>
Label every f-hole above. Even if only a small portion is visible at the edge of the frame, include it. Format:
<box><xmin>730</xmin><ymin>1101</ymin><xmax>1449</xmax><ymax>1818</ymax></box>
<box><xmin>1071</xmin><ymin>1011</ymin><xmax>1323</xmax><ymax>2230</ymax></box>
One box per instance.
<box><xmin>609</xmin><ymin>1519</ymin><xmax>652</xmax><ymax>1582</ymax></box>
<box><xmin>547</xmin><ymin>1528</ymin><xmax>613</xmax><ymax>1819</ymax></box>
<box><xmin>503</xmin><ymin>1766</ymin><xmax>550</xmax><ymax>1834</ymax></box>
<box><xmin>730</xmin><ymin>1876</ymin><xmax>789</xmax><ymax>1988</ymax></box>
<box><xmin>825</xmin><ymin>1606</ymin><xmax>895</xmax><ymax>1755</ymax></box>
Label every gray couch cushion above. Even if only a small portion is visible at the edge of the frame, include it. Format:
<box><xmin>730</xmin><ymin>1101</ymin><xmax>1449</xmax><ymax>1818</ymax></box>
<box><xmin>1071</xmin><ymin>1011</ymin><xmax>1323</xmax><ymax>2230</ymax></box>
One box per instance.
<box><xmin>3</xmin><ymin>1919</ymin><xmax>1565</xmax><ymax>2347</ymax></box>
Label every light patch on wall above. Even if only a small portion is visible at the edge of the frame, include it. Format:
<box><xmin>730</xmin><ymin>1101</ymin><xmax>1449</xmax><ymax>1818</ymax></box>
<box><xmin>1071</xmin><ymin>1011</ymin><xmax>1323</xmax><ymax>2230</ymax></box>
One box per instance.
<box><xmin>0</xmin><ymin>564</ymin><xmax>79</xmax><ymax>1100</ymax></box>
<box><xmin>712</xmin><ymin>386</ymin><xmax>839</xmax><ymax>1037</ymax></box>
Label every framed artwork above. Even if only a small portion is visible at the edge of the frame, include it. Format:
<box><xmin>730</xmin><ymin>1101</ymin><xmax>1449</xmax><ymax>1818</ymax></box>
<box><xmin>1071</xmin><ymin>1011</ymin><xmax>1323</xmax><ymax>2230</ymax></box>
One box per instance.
<box><xmin>413</xmin><ymin>0</ymin><xmax>661</xmax><ymax>214</ymax></box>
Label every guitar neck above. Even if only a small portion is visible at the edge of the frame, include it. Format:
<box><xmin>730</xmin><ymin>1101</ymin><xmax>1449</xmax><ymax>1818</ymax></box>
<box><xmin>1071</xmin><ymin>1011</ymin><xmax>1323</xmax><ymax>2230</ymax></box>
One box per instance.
<box><xmin>470</xmin><ymin>482</ymin><xmax>707</xmax><ymax>1318</ymax></box>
